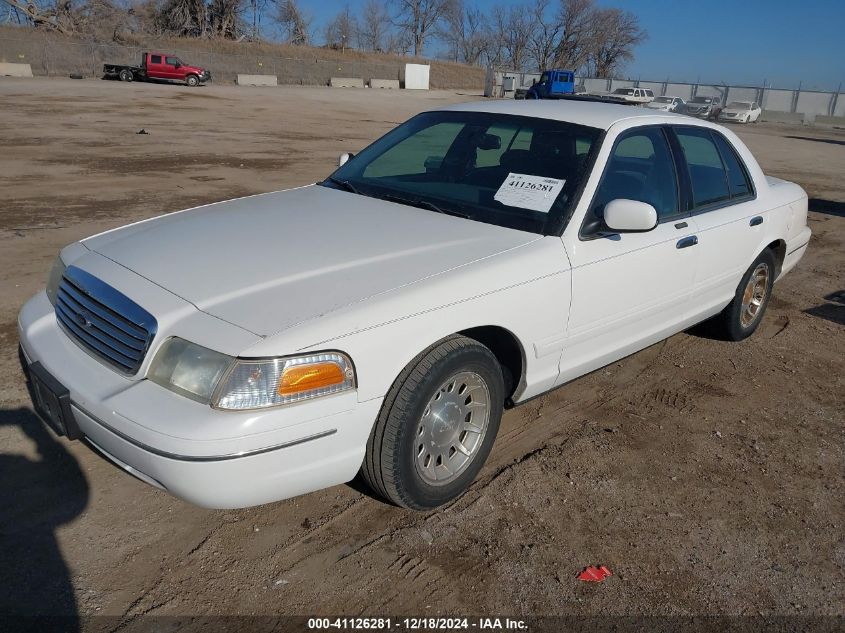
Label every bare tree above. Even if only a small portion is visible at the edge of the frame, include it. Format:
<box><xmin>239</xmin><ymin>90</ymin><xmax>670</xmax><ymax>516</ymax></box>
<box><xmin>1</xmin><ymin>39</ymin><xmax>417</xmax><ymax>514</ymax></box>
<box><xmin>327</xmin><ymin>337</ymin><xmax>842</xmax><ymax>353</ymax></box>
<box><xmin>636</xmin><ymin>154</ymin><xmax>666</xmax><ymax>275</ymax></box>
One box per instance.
<box><xmin>324</xmin><ymin>5</ymin><xmax>356</xmax><ymax>51</ymax></box>
<box><xmin>208</xmin><ymin>0</ymin><xmax>243</xmax><ymax>38</ymax></box>
<box><xmin>440</xmin><ymin>0</ymin><xmax>489</xmax><ymax>65</ymax></box>
<box><xmin>552</xmin><ymin>0</ymin><xmax>595</xmax><ymax>71</ymax></box>
<box><xmin>392</xmin><ymin>0</ymin><xmax>454</xmax><ymax>57</ymax></box>
<box><xmin>526</xmin><ymin>0</ymin><xmax>560</xmax><ymax>70</ymax></box>
<box><xmin>590</xmin><ymin>7</ymin><xmax>646</xmax><ymax>77</ymax></box>
<box><xmin>274</xmin><ymin>0</ymin><xmax>309</xmax><ymax>44</ymax></box>
<box><xmin>357</xmin><ymin>0</ymin><xmax>389</xmax><ymax>51</ymax></box>
<box><xmin>491</xmin><ymin>3</ymin><xmax>530</xmax><ymax>69</ymax></box>
<box><xmin>157</xmin><ymin>0</ymin><xmax>208</xmax><ymax>37</ymax></box>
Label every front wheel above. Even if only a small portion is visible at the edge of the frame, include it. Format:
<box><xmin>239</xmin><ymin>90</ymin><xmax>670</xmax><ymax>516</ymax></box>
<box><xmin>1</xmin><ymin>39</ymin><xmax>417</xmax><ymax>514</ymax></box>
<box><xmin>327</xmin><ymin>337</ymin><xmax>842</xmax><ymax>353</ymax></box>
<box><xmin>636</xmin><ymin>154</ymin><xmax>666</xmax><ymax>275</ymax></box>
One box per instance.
<box><xmin>714</xmin><ymin>249</ymin><xmax>776</xmax><ymax>341</ymax></box>
<box><xmin>361</xmin><ymin>335</ymin><xmax>504</xmax><ymax>510</ymax></box>
<box><xmin>186</xmin><ymin>74</ymin><xmax>199</xmax><ymax>87</ymax></box>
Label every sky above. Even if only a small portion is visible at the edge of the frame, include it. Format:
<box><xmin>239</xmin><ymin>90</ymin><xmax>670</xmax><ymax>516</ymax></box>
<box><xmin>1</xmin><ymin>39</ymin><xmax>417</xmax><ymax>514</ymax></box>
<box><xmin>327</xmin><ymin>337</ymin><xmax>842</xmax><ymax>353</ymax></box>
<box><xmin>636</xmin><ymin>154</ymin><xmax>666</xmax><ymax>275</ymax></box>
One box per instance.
<box><xmin>294</xmin><ymin>0</ymin><xmax>845</xmax><ymax>91</ymax></box>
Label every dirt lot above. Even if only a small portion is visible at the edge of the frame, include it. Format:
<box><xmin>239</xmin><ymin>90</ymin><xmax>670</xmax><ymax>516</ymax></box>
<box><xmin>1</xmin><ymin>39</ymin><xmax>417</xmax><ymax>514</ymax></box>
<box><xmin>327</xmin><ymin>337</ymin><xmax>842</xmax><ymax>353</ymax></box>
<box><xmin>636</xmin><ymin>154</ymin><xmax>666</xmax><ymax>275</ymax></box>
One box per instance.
<box><xmin>0</xmin><ymin>78</ymin><xmax>843</xmax><ymax>629</ymax></box>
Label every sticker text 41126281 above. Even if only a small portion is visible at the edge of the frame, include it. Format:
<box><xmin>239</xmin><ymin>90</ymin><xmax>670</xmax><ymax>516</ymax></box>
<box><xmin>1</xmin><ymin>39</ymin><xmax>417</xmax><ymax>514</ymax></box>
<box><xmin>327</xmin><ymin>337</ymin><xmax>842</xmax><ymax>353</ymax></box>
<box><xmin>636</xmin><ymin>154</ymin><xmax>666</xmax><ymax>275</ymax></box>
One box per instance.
<box><xmin>493</xmin><ymin>173</ymin><xmax>566</xmax><ymax>213</ymax></box>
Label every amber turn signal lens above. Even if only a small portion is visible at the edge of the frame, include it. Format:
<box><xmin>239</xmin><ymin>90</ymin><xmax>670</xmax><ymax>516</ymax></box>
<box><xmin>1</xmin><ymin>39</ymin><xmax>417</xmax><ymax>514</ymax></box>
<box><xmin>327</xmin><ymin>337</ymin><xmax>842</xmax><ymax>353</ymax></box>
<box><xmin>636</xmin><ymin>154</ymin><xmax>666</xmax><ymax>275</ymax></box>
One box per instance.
<box><xmin>278</xmin><ymin>362</ymin><xmax>346</xmax><ymax>396</ymax></box>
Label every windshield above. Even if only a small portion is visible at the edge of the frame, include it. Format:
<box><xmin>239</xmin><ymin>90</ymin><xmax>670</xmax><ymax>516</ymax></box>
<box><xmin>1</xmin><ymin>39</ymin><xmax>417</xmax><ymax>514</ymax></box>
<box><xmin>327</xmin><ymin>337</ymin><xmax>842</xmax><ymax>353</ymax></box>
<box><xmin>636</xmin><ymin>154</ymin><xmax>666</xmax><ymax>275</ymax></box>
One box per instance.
<box><xmin>323</xmin><ymin>111</ymin><xmax>602</xmax><ymax>235</ymax></box>
<box><xmin>691</xmin><ymin>97</ymin><xmax>711</xmax><ymax>104</ymax></box>
<box><xmin>614</xmin><ymin>88</ymin><xmax>635</xmax><ymax>95</ymax></box>
<box><xmin>655</xmin><ymin>97</ymin><xmax>673</xmax><ymax>103</ymax></box>
<box><xmin>539</xmin><ymin>72</ymin><xmax>550</xmax><ymax>84</ymax></box>
<box><xmin>727</xmin><ymin>101</ymin><xmax>751</xmax><ymax>109</ymax></box>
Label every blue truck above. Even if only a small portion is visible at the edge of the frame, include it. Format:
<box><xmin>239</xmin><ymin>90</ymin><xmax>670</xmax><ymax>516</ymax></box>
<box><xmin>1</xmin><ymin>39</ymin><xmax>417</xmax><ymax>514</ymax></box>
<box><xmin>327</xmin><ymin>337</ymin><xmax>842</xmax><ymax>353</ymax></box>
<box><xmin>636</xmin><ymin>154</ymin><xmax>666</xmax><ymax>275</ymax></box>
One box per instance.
<box><xmin>523</xmin><ymin>69</ymin><xmax>577</xmax><ymax>99</ymax></box>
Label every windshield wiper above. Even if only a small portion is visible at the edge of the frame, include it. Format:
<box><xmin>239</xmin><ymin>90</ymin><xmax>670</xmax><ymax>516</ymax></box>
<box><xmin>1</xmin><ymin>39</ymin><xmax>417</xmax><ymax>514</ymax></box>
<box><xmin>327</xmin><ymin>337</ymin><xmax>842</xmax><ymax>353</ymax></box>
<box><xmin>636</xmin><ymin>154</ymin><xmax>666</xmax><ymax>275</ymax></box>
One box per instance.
<box><xmin>324</xmin><ymin>176</ymin><xmax>362</xmax><ymax>195</ymax></box>
<box><xmin>380</xmin><ymin>193</ymin><xmax>472</xmax><ymax>220</ymax></box>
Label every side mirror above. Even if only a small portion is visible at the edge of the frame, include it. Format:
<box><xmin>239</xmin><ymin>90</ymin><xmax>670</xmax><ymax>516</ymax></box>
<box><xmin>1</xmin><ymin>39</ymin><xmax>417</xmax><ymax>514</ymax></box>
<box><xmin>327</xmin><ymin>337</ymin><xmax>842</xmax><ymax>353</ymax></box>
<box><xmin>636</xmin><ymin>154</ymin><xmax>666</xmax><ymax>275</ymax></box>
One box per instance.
<box><xmin>338</xmin><ymin>152</ymin><xmax>354</xmax><ymax>167</ymax></box>
<box><xmin>604</xmin><ymin>199</ymin><xmax>658</xmax><ymax>232</ymax></box>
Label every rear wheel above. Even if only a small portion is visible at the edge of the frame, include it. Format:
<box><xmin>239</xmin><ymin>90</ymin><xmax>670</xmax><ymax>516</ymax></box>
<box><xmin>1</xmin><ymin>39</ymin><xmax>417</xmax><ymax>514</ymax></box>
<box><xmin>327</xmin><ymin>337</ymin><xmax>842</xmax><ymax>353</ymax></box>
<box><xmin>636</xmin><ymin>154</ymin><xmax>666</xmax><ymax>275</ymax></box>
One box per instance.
<box><xmin>362</xmin><ymin>335</ymin><xmax>504</xmax><ymax>510</ymax></box>
<box><xmin>714</xmin><ymin>249</ymin><xmax>776</xmax><ymax>341</ymax></box>
<box><xmin>118</xmin><ymin>69</ymin><xmax>133</xmax><ymax>82</ymax></box>
<box><xmin>186</xmin><ymin>74</ymin><xmax>199</xmax><ymax>87</ymax></box>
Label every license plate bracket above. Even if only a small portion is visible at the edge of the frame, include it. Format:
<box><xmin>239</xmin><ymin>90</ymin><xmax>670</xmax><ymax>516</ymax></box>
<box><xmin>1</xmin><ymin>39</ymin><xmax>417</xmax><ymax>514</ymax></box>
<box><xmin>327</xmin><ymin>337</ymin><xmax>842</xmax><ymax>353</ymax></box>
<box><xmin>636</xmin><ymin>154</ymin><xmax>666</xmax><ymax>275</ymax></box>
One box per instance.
<box><xmin>27</xmin><ymin>361</ymin><xmax>82</xmax><ymax>440</ymax></box>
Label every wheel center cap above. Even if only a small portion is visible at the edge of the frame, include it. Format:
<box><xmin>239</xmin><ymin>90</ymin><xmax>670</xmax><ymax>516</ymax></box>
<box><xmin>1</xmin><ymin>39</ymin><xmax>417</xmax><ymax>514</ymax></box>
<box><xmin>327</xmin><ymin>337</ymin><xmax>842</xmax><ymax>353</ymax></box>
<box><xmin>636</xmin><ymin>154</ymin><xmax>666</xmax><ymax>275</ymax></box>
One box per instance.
<box><xmin>430</xmin><ymin>401</ymin><xmax>461</xmax><ymax>446</ymax></box>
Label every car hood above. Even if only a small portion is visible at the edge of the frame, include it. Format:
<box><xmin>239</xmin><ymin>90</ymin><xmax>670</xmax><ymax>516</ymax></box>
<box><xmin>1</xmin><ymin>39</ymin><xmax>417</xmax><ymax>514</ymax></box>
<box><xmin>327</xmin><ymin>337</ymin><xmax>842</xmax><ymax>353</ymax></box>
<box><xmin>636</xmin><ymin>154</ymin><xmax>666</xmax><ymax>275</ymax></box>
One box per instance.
<box><xmin>83</xmin><ymin>185</ymin><xmax>540</xmax><ymax>337</ymax></box>
<box><xmin>721</xmin><ymin>109</ymin><xmax>747</xmax><ymax>115</ymax></box>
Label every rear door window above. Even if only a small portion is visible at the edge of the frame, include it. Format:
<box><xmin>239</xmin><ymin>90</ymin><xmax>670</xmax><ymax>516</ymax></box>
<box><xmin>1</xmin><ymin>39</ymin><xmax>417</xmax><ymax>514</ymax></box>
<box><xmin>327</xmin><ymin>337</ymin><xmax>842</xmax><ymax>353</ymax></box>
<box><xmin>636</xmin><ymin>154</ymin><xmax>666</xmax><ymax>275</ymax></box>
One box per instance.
<box><xmin>150</xmin><ymin>55</ymin><xmax>162</xmax><ymax>64</ymax></box>
<box><xmin>675</xmin><ymin>127</ymin><xmax>730</xmax><ymax>207</ymax></box>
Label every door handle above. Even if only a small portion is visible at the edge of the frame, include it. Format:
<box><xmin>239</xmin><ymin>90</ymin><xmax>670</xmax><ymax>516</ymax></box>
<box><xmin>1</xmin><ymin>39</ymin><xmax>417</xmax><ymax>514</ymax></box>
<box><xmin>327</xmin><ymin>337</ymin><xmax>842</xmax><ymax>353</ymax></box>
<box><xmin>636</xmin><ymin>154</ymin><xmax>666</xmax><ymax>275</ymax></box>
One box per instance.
<box><xmin>750</xmin><ymin>216</ymin><xmax>763</xmax><ymax>227</ymax></box>
<box><xmin>676</xmin><ymin>236</ymin><xmax>698</xmax><ymax>249</ymax></box>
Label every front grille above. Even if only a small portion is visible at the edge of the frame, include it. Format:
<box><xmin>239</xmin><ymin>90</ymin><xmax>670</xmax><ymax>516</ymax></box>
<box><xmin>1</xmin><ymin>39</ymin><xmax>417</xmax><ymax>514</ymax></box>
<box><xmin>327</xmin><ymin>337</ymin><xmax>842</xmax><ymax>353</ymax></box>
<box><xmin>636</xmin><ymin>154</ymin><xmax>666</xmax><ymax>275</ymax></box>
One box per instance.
<box><xmin>55</xmin><ymin>266</ymin><xmax>157</xmax><ymax>375</ymax></box>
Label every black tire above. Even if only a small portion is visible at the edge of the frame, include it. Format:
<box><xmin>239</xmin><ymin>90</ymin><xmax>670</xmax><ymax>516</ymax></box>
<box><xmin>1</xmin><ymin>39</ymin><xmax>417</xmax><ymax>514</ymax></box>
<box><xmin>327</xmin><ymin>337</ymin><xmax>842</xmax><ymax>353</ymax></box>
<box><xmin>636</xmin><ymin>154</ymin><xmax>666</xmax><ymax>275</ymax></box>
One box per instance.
<box><xmin>119</xmin><ymin>69</ymin><xmax>133</xmax><ymax>82</ymax></box>
<box><xmin>714</xmin><ymin>248</ymin><xmax>776</xmax><ymax>341</ymax></box>
<box><xmin>186</xmin><ymin>74</ymin><xmax>199</xmax><ymax>87</ymax></box>
<box><xmin>362</xmin><ymin>335</ymin><xmax>504</xmax><ymax>510</ymax></box>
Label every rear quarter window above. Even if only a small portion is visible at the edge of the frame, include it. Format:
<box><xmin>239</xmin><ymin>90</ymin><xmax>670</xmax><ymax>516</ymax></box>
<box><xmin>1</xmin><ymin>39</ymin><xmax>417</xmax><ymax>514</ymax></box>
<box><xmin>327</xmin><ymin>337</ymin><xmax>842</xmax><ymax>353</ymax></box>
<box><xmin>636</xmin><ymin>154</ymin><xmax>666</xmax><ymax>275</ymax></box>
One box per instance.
<box><xmin>712</xmin><ymin>133</ymin><xmax>754</xmax><ymax>199</ymax></box>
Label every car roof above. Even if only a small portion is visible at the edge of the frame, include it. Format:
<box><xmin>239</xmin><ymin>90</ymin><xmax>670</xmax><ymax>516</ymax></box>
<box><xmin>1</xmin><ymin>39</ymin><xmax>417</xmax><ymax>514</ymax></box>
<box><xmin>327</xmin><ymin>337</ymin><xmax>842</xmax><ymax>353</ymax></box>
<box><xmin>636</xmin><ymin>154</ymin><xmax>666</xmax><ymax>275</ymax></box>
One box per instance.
<box><xmin>438</xmin><ymin>99</ymin><xmax>685</xmax><ymax>131</ymax></box>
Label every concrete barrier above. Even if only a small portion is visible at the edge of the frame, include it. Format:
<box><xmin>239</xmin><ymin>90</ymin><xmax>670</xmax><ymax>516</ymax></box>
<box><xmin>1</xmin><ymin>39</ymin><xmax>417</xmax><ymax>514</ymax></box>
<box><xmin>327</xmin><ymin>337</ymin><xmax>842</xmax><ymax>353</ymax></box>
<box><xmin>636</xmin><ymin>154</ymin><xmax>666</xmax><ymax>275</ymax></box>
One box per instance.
<box><xmin>0</xmin><ymin>62</ymin><xmax>33</xmax><ymax>77</ymax></box>
<box><xmin>330</xmin><ymin>77</ymin><xmax>364</xmax><ymax>88</ymax></box>
<box><xmin>236</xmin><ymin>74</ymin><xmax>278</xmax><ymax>86</ymax></box>
<box><xmin>369</xmin><ymin>79</ymin><xmax>400</xmax><ymax>89</ymax></box>
<box><xmin>814</xmin><ymin>115</ymin><xmax>845</xmax><ymax>128</ymax></box>
<box><xmin>760</xmin><ymin>110</ymin><xmax>805</xmax><ymax>124</ymax></box>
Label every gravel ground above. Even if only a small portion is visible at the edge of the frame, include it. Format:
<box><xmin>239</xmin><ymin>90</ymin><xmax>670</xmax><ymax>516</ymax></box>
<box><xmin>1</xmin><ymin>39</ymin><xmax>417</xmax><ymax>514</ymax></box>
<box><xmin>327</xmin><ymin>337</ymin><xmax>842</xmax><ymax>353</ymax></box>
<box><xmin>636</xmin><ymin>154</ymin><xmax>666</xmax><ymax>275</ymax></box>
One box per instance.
<box><xmin>0</xmin><ymin>78</ymin><xmax>842</xmax><ymax>631</ymax></box>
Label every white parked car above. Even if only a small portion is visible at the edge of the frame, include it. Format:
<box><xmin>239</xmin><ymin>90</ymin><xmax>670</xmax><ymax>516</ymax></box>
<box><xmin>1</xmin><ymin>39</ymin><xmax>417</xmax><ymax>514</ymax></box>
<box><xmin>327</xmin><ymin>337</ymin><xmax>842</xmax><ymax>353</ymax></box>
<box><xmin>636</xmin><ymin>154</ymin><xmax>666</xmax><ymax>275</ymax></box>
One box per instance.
<box><xmin>719</xmin><ymin>101</ymin><xmax>762</xmax><ymax>123</ymax></box>
<box><xmin>19</xmin><ymin>101</ymin><xmax>811</xmax><ymax>511</ymax></box>
<box><xmin>646</xmin><ymin>95</ymin><xmax>685</xmax><ymax>112</ymax></box>
<box><xmin>610</xmin><ymin>87</ymin><xmax>655</xmax><ymax>104</ymax></box>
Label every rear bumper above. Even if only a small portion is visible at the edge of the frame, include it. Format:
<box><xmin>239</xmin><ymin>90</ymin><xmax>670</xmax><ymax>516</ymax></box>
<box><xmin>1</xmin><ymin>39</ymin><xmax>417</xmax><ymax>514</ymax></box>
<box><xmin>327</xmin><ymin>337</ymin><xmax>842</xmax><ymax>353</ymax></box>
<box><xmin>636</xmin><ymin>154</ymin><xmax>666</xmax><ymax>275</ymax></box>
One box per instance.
<box><xmin>18</xmin><ymin>291</ymin><xmax>381</xmax><ymax>508</ymax></box>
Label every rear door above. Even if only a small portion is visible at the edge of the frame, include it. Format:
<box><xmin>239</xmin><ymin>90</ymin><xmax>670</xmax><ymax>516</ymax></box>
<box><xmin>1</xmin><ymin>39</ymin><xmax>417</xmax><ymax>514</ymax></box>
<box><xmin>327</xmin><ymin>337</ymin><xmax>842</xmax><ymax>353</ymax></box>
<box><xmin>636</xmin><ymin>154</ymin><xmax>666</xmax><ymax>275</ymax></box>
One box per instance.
<box><xmin>560</xmin><ymin>126</ymin><xmax>699</xmax><ymax>381</ymax></box>
<box><xmin>146</xmin><ymin>53</ymin><xmax>165</xmax><ymax>79</ymax></box>
<box><xmin>670</xmin><ymin>126</ymin><xmax>761</xmax><ymax>318</ymax></box>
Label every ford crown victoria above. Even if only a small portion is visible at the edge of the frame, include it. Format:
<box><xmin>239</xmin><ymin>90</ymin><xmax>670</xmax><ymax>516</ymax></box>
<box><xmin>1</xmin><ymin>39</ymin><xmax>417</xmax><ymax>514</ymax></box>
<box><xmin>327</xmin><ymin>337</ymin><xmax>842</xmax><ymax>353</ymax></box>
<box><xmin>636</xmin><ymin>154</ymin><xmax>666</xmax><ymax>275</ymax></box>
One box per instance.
<box><xmin>18</xmin><ymin>100</ymin><xmax>811</xmax><ymax>510</ymax></box>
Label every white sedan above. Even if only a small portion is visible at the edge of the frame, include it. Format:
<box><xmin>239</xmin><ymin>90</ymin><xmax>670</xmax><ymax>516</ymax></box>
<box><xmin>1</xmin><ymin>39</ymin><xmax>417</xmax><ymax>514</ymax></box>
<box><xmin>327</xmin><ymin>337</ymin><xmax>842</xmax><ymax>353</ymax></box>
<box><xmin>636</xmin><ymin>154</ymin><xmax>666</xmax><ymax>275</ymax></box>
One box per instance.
<box><xmin>18</xmin><ymin>101</ymin><xmax>811</xmax><ymax>510</ymax></box>
<box><xmin>646</xmin><ymin>95</ymin><xmax>685</xmax><ymax>112</ymax></box>
<box><xmin>719</xmin><ymin>101</ymin><xmax>762</xmax><ymax>123</ymax></box>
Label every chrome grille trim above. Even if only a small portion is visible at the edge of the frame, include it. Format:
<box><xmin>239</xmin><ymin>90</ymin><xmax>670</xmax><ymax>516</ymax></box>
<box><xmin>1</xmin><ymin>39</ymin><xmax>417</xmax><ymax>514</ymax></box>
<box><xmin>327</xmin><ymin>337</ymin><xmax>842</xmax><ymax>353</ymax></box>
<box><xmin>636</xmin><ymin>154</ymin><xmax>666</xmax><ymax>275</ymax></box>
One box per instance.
<box><xmin>55</xmin><ymin>266</ymin><xmax>157</xmax><ymax>375</ymax></box>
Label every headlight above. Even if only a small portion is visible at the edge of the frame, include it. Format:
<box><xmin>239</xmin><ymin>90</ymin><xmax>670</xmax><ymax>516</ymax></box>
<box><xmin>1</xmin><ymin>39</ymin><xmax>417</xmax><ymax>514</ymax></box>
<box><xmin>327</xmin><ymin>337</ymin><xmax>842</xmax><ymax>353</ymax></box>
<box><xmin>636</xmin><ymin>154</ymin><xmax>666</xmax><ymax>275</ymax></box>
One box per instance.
<box><xmin>149</xmin><ymin>338</ymin><xmax>234</xmax><ymax>404</ymax></box>
<box><xmin>148</xmin><ymin>338</ymin><xmax>356</xmax><ymax>410</ymax></box>
<box><xmin>46</xmin><ymin>255</ymin><xmax>67</xmax><ymax>306</ymax></box>
<box><xmin>214</xmin><ymin>352</ymin><xmax>355</xmax><ymax>410</ymax></box>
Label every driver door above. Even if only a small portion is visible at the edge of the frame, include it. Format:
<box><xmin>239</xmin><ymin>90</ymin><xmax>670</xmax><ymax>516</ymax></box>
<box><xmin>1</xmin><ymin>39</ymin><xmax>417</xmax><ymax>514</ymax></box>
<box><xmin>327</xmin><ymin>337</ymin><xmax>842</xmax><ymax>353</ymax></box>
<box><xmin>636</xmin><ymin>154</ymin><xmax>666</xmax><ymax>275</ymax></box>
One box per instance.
<box><xmin>559</xmin><ymin>126</ymin><xmax>699</xmax><ymax>382</ymax></box>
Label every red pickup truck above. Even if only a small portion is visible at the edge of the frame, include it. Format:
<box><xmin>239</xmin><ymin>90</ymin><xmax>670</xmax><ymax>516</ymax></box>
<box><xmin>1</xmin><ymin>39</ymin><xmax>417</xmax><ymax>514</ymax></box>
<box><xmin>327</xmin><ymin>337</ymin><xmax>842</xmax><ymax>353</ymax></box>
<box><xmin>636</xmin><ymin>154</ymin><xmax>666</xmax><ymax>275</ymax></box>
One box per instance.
<box><xmin>103</xmin><ymin>52</ymin><xmax>211</xmax><ymax>87</ymax></box>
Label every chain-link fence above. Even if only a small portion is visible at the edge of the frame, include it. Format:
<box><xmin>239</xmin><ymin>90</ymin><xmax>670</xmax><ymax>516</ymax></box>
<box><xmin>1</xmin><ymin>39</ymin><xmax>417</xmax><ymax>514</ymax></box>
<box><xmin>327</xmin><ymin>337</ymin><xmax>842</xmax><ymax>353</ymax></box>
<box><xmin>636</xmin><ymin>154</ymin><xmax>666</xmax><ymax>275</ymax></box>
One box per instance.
<box><xmin>0</xmin><ymin>32</ymin><xmax>484</xmax><ymax>89</ymax></box>
<box><xmin>486</xmin><ymin>69</ymin><xmax>845</xmax><ymax>121</ymax></box>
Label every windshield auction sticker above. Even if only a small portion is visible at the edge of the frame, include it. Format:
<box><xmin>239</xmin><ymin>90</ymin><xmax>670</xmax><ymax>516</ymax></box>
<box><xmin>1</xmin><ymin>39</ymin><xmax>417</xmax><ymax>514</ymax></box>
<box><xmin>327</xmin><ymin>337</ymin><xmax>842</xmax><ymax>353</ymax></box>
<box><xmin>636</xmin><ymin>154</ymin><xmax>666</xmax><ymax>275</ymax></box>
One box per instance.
<box><xmin>494</xmin><ymin>173</ymin><xmax>565</xmax><ymax>213</ymax></box>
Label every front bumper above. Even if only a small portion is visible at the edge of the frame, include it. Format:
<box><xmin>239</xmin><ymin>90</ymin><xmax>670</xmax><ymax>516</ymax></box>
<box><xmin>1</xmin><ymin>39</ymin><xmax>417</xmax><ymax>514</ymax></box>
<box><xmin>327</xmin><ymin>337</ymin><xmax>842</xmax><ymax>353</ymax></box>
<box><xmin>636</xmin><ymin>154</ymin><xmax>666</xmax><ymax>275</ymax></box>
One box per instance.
<box><xmin>18</xmin><ymin>291</ymin><xmax>381</xmax><ymax>508</ymax></box>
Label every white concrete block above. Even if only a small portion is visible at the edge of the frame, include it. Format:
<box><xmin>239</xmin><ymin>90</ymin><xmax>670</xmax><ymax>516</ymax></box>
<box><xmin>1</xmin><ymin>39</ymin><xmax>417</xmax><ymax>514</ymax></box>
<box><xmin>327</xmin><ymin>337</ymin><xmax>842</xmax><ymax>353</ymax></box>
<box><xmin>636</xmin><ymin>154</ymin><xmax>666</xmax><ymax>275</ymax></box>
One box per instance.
<box><xmin>0</xmin><ymin>63</ymin><xmax>34</xmax><ymax>78</ymax></box>
<box><xmin>369</xmin><ymin>79</ymin><xmax>400</xmax><ymax>89</ymax></box>
<box><xmin>236</xmin><ymin>74</ymin><xmax>278</xmax><ymax>86</ymax></box>
<box><xmin>330</xmin><ymin>77</ymin><xmax>364</xmax><ymax>88</ymax></box>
